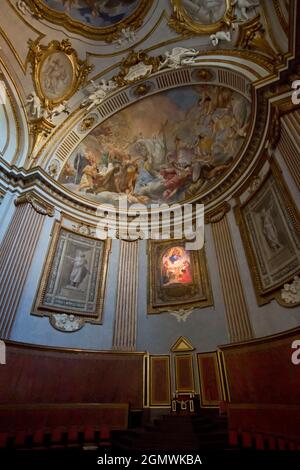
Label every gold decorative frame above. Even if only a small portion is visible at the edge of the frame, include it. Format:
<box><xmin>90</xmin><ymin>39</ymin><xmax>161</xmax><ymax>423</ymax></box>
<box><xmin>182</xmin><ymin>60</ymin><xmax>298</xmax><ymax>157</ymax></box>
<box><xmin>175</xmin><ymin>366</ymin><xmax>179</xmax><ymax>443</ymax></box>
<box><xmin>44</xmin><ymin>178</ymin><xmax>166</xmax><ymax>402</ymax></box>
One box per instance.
<box><xmin>147</xmin><ymin>240</ymin><xmax>213</xmax><ymax>314</ymax></box>
<box><xmin>169</xmin><ymin>0</ymin><xmax>234</xmax><ymax>35</ymax></box>
<box><xmin>32</xmin><ymin>221</ymin><xmax>111</xmax><ymax>324</ymax></box>
<box><xmin>27</xmin><ymin>0</ymin><xmax>153</xmax><ymax>42</ymax></box>
<box><xmin>27</xmin><ymin>38</ymin><xmax>92</xmax><ymax>108</ymax></box>
<box><xmin>235</xmin><ymin>160</ymin><xmax>300</xmax><ymax>305</ymax></box>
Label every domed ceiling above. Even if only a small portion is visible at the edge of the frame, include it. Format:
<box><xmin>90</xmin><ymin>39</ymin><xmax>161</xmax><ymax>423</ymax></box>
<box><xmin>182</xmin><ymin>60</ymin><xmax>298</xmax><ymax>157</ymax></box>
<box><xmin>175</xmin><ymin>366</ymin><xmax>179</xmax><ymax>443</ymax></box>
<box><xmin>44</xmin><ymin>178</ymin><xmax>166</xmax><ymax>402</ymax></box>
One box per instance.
<box><xmin>58</xmin><ymin>84</ymin><xmax>251</xmax><ymax>206</ymax></box>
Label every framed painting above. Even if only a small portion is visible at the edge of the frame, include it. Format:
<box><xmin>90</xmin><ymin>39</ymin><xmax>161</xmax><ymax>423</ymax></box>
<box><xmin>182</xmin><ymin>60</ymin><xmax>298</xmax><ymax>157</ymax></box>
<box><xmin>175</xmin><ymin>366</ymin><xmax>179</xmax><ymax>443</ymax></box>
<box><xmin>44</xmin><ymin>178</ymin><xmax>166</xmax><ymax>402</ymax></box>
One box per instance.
<box><xmin>32</xmin><ymin>222</ymin><xmax>111</xmax><ymax>323</ymax></box>
<box><xmin>27</xmin><ymin>1</ymin><xmax>153</xmax><ymax>42</ymax></box>
<box><xmin>148</xmin><ymin>240</ymin><xmax>213</xmax><ymax>314</ymax></box>
<box><xmin>235</xmin><ymin>162</ymin><xmax>300</xmax><ymax>305</ymax></box>
<box><xmin>27</xmin><ymin>39</ymin><xmax>92</xmax><ymax>108</ymax></box>
<box><xmin>169</xmin><ymin>0</ymin><xmax>234</xmax><ymax>35</ymax></box>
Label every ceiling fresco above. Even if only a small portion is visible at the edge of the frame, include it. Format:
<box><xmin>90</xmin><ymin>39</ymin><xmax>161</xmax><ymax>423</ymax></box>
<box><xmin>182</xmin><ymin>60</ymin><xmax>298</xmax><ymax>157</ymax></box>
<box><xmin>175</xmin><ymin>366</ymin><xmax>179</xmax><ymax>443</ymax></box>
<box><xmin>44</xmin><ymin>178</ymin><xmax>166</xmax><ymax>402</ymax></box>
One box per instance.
<box><xmin>58</xmin><ymin>84</ymin><xmax>251</xmax><ymax>206</ymax></box>
<box><xmin>40</xmin><ymin>0</ymin><xmax>142</xmax><ymax>28</ymax></box>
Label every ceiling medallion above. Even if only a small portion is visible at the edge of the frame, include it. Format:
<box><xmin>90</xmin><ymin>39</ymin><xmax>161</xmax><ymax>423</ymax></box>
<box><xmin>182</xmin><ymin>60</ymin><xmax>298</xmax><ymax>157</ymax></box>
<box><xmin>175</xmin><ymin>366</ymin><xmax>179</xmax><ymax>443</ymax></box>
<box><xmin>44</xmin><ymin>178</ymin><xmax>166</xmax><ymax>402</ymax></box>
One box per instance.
<box><xmin>26</xmin><ymin>0</ymin><xmax>153</xmax><ymax>42</ymax></box>
<box><xmin>27</xmin><ymin>38</ymin><xmax>92</xmax><ymax>109</ymax></box>
<box><xmin>169</xmin><ymin>0</ymin><xmax>234</xmax><ymax>35</ymax></box>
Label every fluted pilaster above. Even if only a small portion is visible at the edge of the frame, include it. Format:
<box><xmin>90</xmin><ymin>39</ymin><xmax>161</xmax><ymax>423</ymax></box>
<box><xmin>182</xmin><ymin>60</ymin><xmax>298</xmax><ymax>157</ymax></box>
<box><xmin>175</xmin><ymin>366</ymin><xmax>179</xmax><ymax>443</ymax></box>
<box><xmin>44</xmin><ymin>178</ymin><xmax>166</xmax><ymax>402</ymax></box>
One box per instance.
<box><xmin>278</xmin><ymin>112</ymin><xmax>300</xmax><ymax>189</ymax></box>
<box><xmin>0</xmin><ymin>192</ymin><xmax>54</xmax><ymax>338</ymax></box>
<box><xmin>112</xmin><ymin>240</ymin><xmax>138</xmax><ymax>351</ymax></box>
<box><xmin>209</xmin><ymin>205</ymin><xmax>254</xmax><ymax>343</ymax></box>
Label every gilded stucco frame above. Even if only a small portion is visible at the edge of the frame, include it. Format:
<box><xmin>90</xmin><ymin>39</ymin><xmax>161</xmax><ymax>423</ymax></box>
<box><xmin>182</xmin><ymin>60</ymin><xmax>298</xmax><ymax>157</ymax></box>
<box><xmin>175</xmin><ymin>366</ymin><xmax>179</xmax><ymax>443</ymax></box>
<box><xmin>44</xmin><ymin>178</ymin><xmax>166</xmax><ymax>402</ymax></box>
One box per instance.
<box><xmin>147</xmin><ymin>240</ymin><xmax>213</xmax><ymax>314</ymax></box>
<box><xmin>235</xmin><ymin>160</ymin><xmax>300</xmax><ymax>306</ymax></box>
<box><xmin>169</xmin><ymin>0</ymin><xmax>234</xmax><ymax>35</ymax></box>
<box><xmin>27</xmin><ymin>0</ymin><xmax>153</xmax><ymax>42</ymax></box>
<box><xmin>27</xmin><ymin>38</ymin><xmax>92</xmax><ymax>109</ymax></box>
<box><xmin>32</xmin><ymin>221</ymin><xmax>111</xmax><ymax>324</ymax></box>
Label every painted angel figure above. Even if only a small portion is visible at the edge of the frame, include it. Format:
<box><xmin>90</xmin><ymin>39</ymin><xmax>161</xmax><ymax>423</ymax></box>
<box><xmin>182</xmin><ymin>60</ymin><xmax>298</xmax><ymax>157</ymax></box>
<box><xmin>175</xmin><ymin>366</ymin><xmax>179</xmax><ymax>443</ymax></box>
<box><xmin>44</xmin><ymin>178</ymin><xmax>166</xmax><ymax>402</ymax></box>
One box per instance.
<box><xmin>158</xmin><ymin>48</ymin><xmax>200</xmax><ymax>70</ymax></box>
<box><xmin>26</xmin><ymin>91</ymin><xmax>42</xmax><ymax>119</ymax></box>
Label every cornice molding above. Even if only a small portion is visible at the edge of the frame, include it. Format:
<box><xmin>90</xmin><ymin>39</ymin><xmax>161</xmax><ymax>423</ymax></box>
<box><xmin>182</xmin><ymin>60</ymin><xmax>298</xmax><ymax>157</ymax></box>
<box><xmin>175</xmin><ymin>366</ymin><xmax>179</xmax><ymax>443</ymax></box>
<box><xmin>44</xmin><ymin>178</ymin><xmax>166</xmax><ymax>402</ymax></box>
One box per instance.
<box><xmin>14</xmin><ymin>190</ymin><xmax>54</xmax><ymax>217</ymax></box>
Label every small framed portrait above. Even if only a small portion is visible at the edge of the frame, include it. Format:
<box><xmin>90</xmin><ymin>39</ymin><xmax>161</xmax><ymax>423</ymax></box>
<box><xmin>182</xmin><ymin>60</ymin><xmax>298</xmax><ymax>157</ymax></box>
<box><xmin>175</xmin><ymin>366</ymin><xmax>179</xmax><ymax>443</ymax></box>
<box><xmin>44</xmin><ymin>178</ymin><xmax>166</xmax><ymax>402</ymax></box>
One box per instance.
<box><xmin>235</xmin><ymin>162</ymin><xmax>300</xmax><ymax>305</ymax></box>
<box><xmin>32</xmin><ymin>222</ymin><xmax>110</xmax><ymax>323</ymax></box>
<box><xmin>148</xmin><ymin>240</ymin><xmax>213</xmax><ymax>314</ymax></box>
<box><xmin>169</xmin><ymin>0</ymin><xmax>234</xmax><ymax>35</ymax></box>
<box><xmin>27</xmin><ymin>39</ymin><xmax>91</xmax><ymax>108</ymax></box>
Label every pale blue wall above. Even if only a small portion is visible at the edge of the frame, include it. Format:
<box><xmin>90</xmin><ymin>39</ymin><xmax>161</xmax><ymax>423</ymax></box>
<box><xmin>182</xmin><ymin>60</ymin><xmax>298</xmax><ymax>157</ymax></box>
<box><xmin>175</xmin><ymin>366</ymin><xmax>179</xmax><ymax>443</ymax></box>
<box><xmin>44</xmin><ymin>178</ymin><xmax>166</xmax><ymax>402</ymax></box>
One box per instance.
<box><xmin>136</xmin><ymin>224</ymin><xmax>230</xmax><ymax>354</ymax></box>
<box><xmin>10</xmin><ymin>214</ymin><xmax>120</xmax><ymax>350</ymax></box>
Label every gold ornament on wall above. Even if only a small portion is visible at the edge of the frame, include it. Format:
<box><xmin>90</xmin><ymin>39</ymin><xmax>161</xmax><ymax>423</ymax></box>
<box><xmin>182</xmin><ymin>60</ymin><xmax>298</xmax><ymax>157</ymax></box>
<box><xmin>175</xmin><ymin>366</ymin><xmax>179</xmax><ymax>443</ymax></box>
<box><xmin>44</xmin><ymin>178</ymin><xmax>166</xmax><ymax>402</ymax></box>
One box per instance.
<box><xmin>169</xmin><ymin>0</ymin><xmax>234</xmax><ymax>36</ymax></box>
<box><xmin>27</xmin><ymin>38</ymin><xmax>93</xmax><ymax>109</ymax></box>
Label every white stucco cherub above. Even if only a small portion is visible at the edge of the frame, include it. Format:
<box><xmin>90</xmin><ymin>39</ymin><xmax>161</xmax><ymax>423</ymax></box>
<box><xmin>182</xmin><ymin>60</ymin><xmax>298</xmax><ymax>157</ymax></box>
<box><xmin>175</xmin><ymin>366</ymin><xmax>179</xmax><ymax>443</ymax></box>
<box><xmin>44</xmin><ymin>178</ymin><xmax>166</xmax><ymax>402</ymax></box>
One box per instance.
<box><xmin>116</xmin><ymin>27</ymin><xmax>136</xmax><ymax>48</ymax></box>
<box><xmin>158</xmin><ymin>47</ymin><xmax>200</xmax><ymax>70</ymax></box>
<box><xmin>16</xmin><ymin>0</ymin><xmax>31</xmax><ymax>15</ymax></box>
<box><xmin>46</xmin><ymin>100</ymin><xmax>70</xmax><ymax>121</ymax></box>
<box><xmin>81</xmin><ymin>79</ymin><xmax>117</xmax><ymax>111</ymax></box>
<box><xmin>210</xmin><ymin>31</ymin><xmax>231</xmax><ymax>47</ymax></box>
<box><xmin>26</xmin><ymin>91</ymin><xmax>42</xmax><ymax>119</ymax></box>
<box><xmin>232</xmin><ymin>0</ymin><xmax>259</xmax><ymax>21</ymax></box>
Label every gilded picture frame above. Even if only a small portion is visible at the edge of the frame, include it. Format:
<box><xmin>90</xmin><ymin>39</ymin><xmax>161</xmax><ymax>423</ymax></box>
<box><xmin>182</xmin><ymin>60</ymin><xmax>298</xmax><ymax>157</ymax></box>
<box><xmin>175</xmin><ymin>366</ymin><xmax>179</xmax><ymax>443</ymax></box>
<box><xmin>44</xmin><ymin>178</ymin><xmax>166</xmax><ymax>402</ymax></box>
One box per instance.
<box><xmin>27</xmin><ymin>39</ymin><xmax>92</xmax><ymax>108</ymax></box>
<box><xmin>32</xmin><ymin>222</ymin><xmax>111</xmax><ymax>324</ymax></box>
<box><xmin>169</xmin><ymin>0</ymin><xmax>234</xmax><ymax>35</ymax></box>
<box><xmin>235</xmin><ymin>161</ymin><xmax>300</xmax><ymax>305</ymax></box>
<box><xmin>27</xmin><ymin>0</ymin><xmax>153</xmax><ymax>42</ymax></box>
<box><xmin>148</xmin><ymin>240</ymin><xmax>213</xmax><ymax>314</ymax></box>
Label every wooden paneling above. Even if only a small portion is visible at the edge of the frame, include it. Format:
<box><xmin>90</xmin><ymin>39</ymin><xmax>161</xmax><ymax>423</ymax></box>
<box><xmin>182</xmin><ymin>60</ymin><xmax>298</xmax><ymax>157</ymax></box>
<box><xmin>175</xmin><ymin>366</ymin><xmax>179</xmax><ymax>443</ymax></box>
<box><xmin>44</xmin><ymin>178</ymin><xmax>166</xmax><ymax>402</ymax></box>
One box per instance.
<box><xmin>220</xmin><ymin>328</ymin><xmax>300</xmax><ymax>405</ymax></box>
<box><xmin>174</xmin><ymin>354</ymin><xmax>195</xmax><ymax>393</ymax></box>
<box><xmin>0</xmin><ymin>342</ymin><xmax>145</xmax><ymax>409</ymax></box>
<box><xmin>197</xmin><ymin>352</ymin><xmax>222</xmax><ymax>407</ymax></box>
<box><xmin>149</xmin><ymin>355</ymin><xmax>171</xmax><ymax>406</ymax></box>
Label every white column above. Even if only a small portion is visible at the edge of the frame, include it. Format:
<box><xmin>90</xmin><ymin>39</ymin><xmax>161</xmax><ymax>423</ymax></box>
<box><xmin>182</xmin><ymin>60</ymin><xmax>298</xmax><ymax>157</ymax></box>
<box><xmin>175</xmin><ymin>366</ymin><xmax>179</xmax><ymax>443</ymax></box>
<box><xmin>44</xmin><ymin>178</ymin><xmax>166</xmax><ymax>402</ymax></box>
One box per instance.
<box><xmin>112</xmin><ymin>240</ymin><xmax>139</xmax><ymax>351</ymax></box>
<box><xmin>0</xmin><ymin>192</ymin><xmax>54</xmax><ymax>338</ymax></box>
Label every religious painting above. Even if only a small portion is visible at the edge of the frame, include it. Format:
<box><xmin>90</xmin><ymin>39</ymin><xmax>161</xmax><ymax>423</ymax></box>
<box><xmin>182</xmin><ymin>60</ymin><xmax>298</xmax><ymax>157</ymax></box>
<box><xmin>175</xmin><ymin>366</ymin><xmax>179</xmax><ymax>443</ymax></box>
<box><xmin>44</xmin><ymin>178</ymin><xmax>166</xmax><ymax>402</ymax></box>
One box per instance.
<box><xmin>148</xmin><ymin>240</ymin><xmax>213</xmax><ymax>314</ymax></box>
<box><xmin>27</xmin><ymin>1</ymin><xmax>152</xmax><ymax>40</ymax></box>
<box><xmin>32</xmin><ymin>223</ymin><xmax>110</xmax><ymax>323</ymax></box>
<box><xmin>235</xmin><ymin>164</ymin><xmax>300</xmax><ymax>305</ymax></box>
<box><xmin>169</xmin><ymin>0</ymin><xmax>234</xmax><ymax>35</ymax></box>
<box><xmin>27</xmin><ymin>39</ymin><xmax>91</xmax><ymax>108</ymax></box>
<box><xmin>58</xmin><ymin>85</ymin><xmax>251</xmax><ymax>206</ymax></box>
<box><xmin>39</xmin><ymin>51</ymin><xmax>74</xmax><ymax>102</ymax></box>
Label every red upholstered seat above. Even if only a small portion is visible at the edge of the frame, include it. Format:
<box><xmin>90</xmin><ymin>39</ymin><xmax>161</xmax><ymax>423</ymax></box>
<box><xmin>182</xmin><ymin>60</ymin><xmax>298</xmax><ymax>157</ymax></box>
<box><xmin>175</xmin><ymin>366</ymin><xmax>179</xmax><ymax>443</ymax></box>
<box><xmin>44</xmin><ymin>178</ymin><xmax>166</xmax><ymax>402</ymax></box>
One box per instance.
<box><xmin>0</xmin><ymin>432</ymin><xmax>8</xmax><ymax>448</ymax></box>
<box><xmin>33</xmin><ymin>429</ymin><xmax>45</xmax><ymax>447</ymax></box>
<box><xmin>15</xmin><ymin>431</ymin><xmax>27</xmax><ymax>448</ymax></box>
<box><xmin>254</xmin><ymin>434</ymin><xmax>264</xmax><ymax>450</ymax></box>
<box><xmin>99</xmin><ymin>427</ymin><xmax>111</xmax><ymax>447</ymax></box>
<box><xmin>50</xmin><ymin>427</ymin><xmax>66</xmax><ymax>448</ymax></box>
<box><xmin>278</xmin><ymin>437</ymin><xmax>287</xmax><ymax>450</ymax></box>
<box><xmin>83</xmin><ymin>426</ymin><xmax>96</xmax><ymax>443</ymax></box>
<box><xmin>267</xmin><ymin>436</ymin><xmax>277</xmax><ymax>450</ymax></box>
<box><xmin>241</xmin><ymin>431</ymin><xmax>252</xmax><ymax>448</ymax></box>
<box><xmin>228</xmin><ymin>430</ymin><xmax>238</xmax><ymax>447</ymax></box>
<box><xmin>67</xmin><ymin>425</ymin><xmax>80</xmax><ymax>448</ymax></box>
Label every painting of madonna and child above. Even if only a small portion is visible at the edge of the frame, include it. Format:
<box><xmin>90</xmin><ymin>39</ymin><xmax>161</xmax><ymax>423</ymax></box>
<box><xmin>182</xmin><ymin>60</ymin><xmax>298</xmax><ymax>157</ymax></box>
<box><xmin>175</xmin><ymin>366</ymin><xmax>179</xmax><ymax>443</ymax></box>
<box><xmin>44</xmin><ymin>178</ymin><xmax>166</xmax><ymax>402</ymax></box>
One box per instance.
<box><xmin>58</xmin><ymin>85</ymin><xmax>251</xmax><ymax>206</ymax></box>
<box><xmin>42</xmin><ymin>0</ymin><xmax>141</xmax><ymax>27</ymax></box>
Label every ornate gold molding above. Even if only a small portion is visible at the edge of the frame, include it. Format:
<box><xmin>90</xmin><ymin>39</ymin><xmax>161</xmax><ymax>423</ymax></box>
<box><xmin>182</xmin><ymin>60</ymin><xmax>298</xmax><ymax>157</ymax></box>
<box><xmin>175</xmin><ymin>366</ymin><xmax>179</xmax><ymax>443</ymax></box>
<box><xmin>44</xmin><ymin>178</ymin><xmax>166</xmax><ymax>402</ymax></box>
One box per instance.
<box><xmin>14</xmin><ymin>191</ymin><xmax>55</xmax><ymax>217</ymax></box>
<box><xmin>169</xmin><ymin>0</ymin><xmax>234</xmax><ymax>35</ymax></box>
<box><xmin>236</xmin><ymin>15</ymin><xmax>281</xmax><ymax>66</ymax></box>
<box><xmin>26</xmin><ymin>0</ymin><xmax>153</xmax><ymax>43</ymax></box>
<box><xmin>27</xmin><ymin>38</ymin><xmax>93</xmax><ymax>109</ymax></box>
<box><xmin>205</xmin><ymin>202</ymin><xmax>231</xmax><ymax>224</ymax></box>
<box><xmin>112</xmin><ymin>50</ymin><xmax>161</xmax><ymax>87</ymax></box>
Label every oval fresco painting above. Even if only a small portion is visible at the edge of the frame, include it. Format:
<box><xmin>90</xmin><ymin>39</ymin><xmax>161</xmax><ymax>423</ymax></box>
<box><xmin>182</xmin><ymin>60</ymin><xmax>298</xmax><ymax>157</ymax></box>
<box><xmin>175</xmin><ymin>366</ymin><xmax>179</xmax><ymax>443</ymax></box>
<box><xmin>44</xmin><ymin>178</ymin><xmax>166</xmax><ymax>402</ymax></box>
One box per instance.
<box><xmin>182</xmin><ymin>0</ymin><xmax>226</xmax><ymax>25</ymax></box>
<box><xmin>58</xmin><ymin>85</ymin><xmax>251</xmax><ymax>206</ymax></box>
<box><xmin>42</xmin><ymin>0</ymin><xmax>141</xmax><ymax>28</ymax></box>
